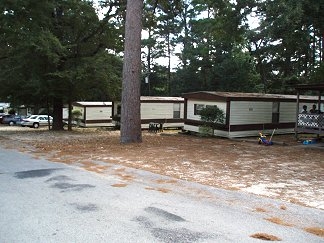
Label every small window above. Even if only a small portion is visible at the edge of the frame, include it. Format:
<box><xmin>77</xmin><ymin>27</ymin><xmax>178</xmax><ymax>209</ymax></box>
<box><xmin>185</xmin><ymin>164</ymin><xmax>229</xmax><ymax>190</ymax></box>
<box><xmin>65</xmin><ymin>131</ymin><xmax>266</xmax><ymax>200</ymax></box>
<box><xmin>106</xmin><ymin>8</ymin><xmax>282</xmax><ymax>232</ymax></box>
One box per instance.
<box><xmin>272</xmin><ymin>102</ymin><xmax>280</xmax><ymax>123</ymax></box>
<box><xmin>173</xmin><ymin>103</ymin><xmax>181</xmax><ymax>118</ymax></box>
<box><xmin>194</xmin><ymin>104</ymin><xmax>204</xmax><ymax>115</ymax></box>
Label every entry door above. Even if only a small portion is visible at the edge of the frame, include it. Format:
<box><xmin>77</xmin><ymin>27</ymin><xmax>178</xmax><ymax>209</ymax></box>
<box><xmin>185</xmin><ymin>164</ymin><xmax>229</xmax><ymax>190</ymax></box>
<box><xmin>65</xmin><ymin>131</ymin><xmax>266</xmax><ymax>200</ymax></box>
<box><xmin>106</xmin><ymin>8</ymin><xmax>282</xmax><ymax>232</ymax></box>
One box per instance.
<box><xmin>272</xmin><ymin>102</ymin><xmax>280</xmax><ymax>123</ymax></box>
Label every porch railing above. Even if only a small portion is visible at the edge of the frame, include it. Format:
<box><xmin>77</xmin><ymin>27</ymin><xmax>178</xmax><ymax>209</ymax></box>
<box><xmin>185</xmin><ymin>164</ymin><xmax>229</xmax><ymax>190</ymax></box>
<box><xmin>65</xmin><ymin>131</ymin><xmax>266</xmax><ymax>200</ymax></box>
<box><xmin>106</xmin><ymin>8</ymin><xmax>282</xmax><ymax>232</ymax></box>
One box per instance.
<box><xmin>297</xmin><ymin>113</ymin><xmax>324</xmax><ymax>134</ymax></box>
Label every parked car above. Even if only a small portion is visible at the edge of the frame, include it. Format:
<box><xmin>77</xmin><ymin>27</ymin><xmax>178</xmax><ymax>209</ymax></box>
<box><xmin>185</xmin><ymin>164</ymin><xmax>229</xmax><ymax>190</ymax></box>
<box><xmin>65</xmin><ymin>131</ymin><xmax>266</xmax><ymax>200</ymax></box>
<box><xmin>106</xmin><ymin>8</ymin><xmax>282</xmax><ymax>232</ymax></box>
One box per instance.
<box><xmin>2</xmin><ymin>115</ymin><xmax>27</xmax><ymax>126</ymax></box>
<box><xmin>21</xmin><ymin>115</ymin><xmax>53</xmax><ymax>128</ymax></box>
<box><xmin>0</xmin><ymin>114</ymin><xmax>11</xmax><ymax>124</ymax></box>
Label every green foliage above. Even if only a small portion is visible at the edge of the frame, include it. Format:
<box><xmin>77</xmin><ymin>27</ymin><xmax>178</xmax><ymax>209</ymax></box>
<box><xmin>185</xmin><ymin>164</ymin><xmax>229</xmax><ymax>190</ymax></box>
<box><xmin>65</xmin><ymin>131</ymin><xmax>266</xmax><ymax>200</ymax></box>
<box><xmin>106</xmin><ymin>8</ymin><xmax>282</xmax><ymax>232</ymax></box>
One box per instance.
<box><xmin>141</xmin><ymin>0</ymin><xmax>323</xmax><ymax>95</ymax></box>
<box><xmin>199</xmin><ymin>105</ymin><xmax>225</xmax><ymax>127</ymax></box>
<box><xmin>1</xmin><ymin>0</ymin><xmax>323</xmax><ymax>115</ymax></box>
<box><xmin>310</xmin><ymin>64</ymin><xmax>324</xmax><ymax>84</ymax></box>
<box><xmin>247</xmin><ymin>0</ymin><xmax>323</xmax><ymax>92</ymax></box>
<box><xmin>216</xmin><ymin>50</ymin><xmax>260</xmax><ymax>92</ymax></box>
<box><xmin>72</xmin><ymin>109</ymin><xmax>82</xmax><ymax>119</ymax></box>
<box><xmin>71</xmin><ymin>109</ymin><xmax>82</xmax><ymax>126</ymax></box>
<box><xmin>199</xmin><ymin>105</ymin><xmax>225</xmax><ymax>136</ymax></box>
<box><xmin>0</xmin><ymin>0</ymin><xmax>123</xmax><ymax>128</ymax></box>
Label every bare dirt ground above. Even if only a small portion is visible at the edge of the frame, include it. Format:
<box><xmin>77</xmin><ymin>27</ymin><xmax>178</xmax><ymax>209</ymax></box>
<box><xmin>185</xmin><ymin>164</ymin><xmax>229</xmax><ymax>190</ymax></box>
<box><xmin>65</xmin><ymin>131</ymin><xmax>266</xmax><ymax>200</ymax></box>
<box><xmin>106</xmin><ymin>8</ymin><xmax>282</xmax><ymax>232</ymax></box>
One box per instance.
<box><xmin>1</xmin><ymin>125</ymin><xmax>323</xmax><ymax>211</ymax></box>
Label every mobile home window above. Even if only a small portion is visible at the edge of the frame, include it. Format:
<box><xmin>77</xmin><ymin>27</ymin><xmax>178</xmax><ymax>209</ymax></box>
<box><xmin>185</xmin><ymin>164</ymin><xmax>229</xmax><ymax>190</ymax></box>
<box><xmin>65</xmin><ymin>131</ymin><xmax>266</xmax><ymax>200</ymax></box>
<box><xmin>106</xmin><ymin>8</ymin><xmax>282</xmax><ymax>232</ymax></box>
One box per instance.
<box><xmin>173</xmin><ymin>103</ymin><xmax>181</xmax><ymax>118</ymax></box>
<box><xmin>194</xmin><ymin>104</ymin><xmax>204</xmax><ymax>115</ymax></box>
<box><xmin>272</xmin><ymin>102</ymin><xmax>280</xmax><ymax>123</ymax></box>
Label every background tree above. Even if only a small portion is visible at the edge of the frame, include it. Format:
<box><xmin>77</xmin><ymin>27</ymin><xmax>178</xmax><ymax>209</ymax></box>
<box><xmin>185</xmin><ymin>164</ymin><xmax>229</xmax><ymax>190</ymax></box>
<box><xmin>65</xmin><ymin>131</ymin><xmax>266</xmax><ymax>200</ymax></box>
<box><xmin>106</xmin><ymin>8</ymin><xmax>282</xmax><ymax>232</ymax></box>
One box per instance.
<box><xmin>149</xmin><ymin>0</ymin><xmax>322</xmax><ymax>95</ymax></box>
<box><xmin>0</xmin><ymin>0</ymin><xmax>123</xmax><ymax>131</ymax></box>
<box><xmin>170</xmin><ymin>0</ymin><xmax>259</xmax><ymax>93</ymax></box>
<box><xmin>141</xmin><ymin>0</ymin><xmax>183</xmax><ymax>96</ymax></box>
<box><xmin>247</xmin><ymin>0</ymin><xmax>324</xmax><ymax>93</ymax></box>
<box><xmin>1</xmin><ymin>0</ymin><xmax>323</xmax><ymax>136</ymax></box>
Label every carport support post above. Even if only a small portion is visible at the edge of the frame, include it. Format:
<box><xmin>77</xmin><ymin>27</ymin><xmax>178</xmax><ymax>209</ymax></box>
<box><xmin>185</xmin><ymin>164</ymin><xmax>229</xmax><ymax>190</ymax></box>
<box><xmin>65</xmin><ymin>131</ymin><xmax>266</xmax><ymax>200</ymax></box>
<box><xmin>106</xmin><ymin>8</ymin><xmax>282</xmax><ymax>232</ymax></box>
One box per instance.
<box><xmin>317</xmin><ymin>90</ymin><xmax>321</xmax><ymax>139</ymax></box>
<box><xmin>295</xmin><ymin>91</ymin><xmax>300</xmax><ymax>139</ymax></box>
<box><xmin>317</xmin><ymin>90</ymin><xmax>321</xmax><ymax>113</ymax></box>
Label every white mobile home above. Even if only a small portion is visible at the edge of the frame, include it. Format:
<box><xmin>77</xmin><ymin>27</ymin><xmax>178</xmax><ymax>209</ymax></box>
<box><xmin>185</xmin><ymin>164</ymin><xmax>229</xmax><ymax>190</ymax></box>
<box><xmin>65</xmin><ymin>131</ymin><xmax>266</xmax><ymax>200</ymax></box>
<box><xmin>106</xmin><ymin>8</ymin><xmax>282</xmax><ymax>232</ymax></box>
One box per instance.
<box><xmin>73</xmin><ymin>97</ymin><xmax>184</xmax><ymax>129</ymax></box>
<box><xmin>72</xmin><ymin>101</ymin><xmax>115</xmax><ymax>127</ymax></box>
<box><xmin>140</xmin><ymin>96</ymin><xmax>184</xmax><ymax>129</ymax></box>
<box><xmin>182</xmin><ymin>91</ymin><xmax>321</xmax><ymax>138</ymax></box>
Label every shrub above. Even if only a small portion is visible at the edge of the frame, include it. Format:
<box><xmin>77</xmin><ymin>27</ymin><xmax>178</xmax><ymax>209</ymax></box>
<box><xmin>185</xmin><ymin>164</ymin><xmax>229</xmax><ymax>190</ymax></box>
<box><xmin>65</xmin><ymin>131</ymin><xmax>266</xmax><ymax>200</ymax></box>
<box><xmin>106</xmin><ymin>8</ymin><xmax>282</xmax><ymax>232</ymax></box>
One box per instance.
<box><xmin>72</xmin><ymin>109</ymin><xmax>82</xmax><ymax>119</ymax></box>
<box><xmin>72</xmin><ymin>109</ymin><xmax>82</xmax><ymax>126</ymax></box>
<box><xmin>199</xmin><ymin>105</ymin><xmax>225</xmax><ymax>136</ymax></box>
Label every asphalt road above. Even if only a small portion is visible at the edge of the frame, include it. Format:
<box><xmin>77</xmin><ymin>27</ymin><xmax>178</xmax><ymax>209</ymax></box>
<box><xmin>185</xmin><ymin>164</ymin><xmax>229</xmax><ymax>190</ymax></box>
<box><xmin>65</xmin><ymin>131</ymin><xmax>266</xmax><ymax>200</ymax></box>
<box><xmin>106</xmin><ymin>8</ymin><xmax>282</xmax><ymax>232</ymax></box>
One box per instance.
<box><xmin>0</xmin><ymin>146</ymin><xmax>323</xmax><ymax>243</ymax></box>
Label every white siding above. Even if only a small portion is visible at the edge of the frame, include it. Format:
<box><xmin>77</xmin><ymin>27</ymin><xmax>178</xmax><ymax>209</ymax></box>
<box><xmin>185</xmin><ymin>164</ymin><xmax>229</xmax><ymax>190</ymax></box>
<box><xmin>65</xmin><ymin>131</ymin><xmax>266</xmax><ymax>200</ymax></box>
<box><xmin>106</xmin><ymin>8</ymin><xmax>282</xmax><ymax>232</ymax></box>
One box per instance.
<box><xmin>142</xmin><ymin>103</ymin><xmax>172</xmax><ymax>119</ymax></box>
<box><xmin>230</xmin><ymin>101</ymin><xmax>272</xmax><ymax>125</ymax></box>
<box><xmin>141</xmin><ymin>102</ymin><xmax>184</xmax><ymax>128</ymax></box>
<box><xmin>62</xmin><ymin>108</ymin><xmax>69</xmax><ymax>120</ymax></box>
<box><xmin>72</xmin><ymin>105</ymin><xmax>113</xmax><ymax>127</ymax></box>
<box><xmin>141</xmin><ymin>103</ymin><xmax>184</xmax><ymax>120</ymax></box>
<box><xmin>279</xmin><ymin>102</ymin><xmax>296</xmax><ymax>122</ymax></box>
<box><xmin>186</xmin><ymin>100</ymin><xmax>227</xmax><ymax>120</ymax></box>
<box><xmin>86</xmin><ymin>107</ymin><xmax>112</xmax><ymax>120</ymax></box>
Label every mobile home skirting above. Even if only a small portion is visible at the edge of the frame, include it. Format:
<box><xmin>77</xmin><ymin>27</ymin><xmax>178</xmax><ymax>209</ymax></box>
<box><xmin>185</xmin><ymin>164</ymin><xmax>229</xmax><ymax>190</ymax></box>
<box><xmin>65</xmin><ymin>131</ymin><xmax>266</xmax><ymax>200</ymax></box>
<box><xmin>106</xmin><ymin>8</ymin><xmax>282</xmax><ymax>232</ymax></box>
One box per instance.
<box><xmin>185</xmin><ymin>119</ymin><xmax>294</xmax><ymax>131</ymax></box>
<box><xmin>141</xmin><ymin>118</ymin><xmax>184</xmax><ymax>129</ymax></box>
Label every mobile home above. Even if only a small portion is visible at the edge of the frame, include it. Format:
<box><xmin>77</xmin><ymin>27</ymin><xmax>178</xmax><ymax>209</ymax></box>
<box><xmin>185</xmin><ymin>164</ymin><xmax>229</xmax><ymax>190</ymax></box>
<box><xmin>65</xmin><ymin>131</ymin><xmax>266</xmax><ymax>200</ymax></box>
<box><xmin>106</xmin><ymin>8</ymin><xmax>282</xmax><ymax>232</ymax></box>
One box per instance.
<box><xmin>182</xmin><ymin>91</ymin><xmax>321</xmax><ymax>138</ymax></box>
<box><xmin>114</xmin><ymin>96</ymin><xmax>185</xmax><ymax>129</ymax></box>
<box><xmin>140</xmin><ymin>96</ymin><xmax>184</xmax><ymax>129</ymax></box>
<box><xmin>72</xmin><ymin>101</ymin><xmax>115</xmax><ymax>127</ymax></box>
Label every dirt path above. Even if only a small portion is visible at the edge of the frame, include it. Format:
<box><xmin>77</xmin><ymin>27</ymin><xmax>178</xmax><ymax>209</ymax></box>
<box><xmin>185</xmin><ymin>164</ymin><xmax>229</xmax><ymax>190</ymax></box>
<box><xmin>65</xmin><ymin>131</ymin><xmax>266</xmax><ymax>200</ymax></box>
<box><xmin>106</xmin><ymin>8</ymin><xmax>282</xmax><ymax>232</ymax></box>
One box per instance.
<box><xmin>1</xmin><ymin>126</ymin><xmax>323</xmax><ymax>210</ymax></box>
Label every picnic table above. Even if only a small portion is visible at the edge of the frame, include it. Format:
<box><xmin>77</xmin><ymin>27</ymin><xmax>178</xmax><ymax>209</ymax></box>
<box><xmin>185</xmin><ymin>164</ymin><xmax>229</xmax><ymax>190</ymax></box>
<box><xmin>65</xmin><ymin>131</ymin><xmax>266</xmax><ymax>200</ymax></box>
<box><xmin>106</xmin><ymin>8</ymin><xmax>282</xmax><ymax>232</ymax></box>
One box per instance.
<box><xmin>148</xmin><ymin>122</ymin><xmax>163</xmax><ymax>133</ymax></box>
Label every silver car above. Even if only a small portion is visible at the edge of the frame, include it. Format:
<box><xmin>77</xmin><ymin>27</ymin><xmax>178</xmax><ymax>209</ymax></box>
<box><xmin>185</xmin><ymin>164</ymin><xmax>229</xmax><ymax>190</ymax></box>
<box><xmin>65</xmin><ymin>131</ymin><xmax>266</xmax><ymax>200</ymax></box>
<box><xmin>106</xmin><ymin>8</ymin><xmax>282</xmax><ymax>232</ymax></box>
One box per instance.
<box><xmin>21</xmin><ymin>115</ymin><xmax>53</xmax><ymax>128</ymax></box>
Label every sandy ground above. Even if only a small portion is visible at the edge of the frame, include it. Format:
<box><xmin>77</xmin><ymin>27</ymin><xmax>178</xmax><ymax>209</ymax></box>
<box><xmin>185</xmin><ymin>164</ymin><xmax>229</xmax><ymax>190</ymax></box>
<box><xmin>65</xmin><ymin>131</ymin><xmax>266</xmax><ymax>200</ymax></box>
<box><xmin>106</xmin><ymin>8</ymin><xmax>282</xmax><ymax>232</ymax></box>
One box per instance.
<box><xmin>0</xmin><ymin>125</ymin><xmax>323</xmax><ymax>211</ymax></box>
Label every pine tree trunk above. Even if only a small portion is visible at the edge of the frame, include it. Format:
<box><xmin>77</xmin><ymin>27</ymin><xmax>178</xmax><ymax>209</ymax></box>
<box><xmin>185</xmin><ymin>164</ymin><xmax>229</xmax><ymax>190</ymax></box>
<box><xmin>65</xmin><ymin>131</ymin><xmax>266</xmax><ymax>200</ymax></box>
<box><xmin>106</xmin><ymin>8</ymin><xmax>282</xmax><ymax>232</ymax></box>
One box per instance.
<box><xmin>52</xmin><ymin>97</ymin><xmax>64</xmax><ymax>131</ymax></box>
<box><xmin>120</xmin><ymin>0</ymin><xmax>143</xmax><ymax>144</ymax></box>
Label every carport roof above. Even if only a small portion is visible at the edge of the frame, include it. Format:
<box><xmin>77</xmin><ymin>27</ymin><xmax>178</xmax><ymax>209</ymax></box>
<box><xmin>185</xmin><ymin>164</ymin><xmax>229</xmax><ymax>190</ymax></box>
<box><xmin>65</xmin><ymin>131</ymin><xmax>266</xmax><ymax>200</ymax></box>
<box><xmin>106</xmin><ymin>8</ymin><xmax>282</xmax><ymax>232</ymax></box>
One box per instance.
<box><xmin>295</xmin><ymin>83</ymin><xmax>324</xmax><ymax>91</ymax></box>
